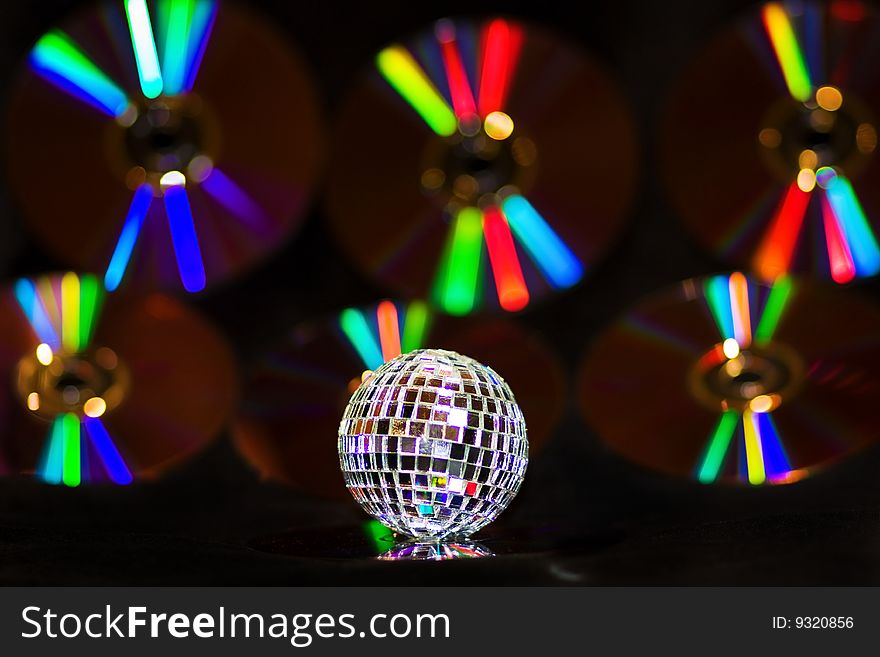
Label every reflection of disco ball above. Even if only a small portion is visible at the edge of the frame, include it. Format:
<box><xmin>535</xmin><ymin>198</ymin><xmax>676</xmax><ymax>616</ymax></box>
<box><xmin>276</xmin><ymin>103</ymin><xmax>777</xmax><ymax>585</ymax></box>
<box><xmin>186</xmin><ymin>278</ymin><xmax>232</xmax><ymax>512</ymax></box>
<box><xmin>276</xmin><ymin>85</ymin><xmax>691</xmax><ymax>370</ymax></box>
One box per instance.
<box><xmin>338</xmin><ymin>349</ymin><xmax>528</xmax><ymax>540</ymax></box>
<box><xmin>379</xmin><ymin>541</ymin><xmax>494</xmax><ymax>561</ymax></box>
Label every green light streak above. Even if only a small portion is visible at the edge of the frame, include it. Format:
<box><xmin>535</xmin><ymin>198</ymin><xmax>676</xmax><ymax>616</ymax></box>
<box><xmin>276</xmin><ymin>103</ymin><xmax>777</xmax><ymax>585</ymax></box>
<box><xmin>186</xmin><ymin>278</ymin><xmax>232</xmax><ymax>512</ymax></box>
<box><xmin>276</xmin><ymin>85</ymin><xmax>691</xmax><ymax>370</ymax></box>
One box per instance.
<box><xmin>435</xmin><ymin>207</ymin><xmax>483</xmax><ymax>316</ymax></box>
<box><xmin>762</xmin><ymin>3</ymin><xmax>812</xmax><ymax>102</ymax></box>
<box><xmin>754</xmin><ymin>276</ymin><xmax>793</xmax><ymax>344</ymax></box>
<box><xmin>62</xmin><ymin>413</ymin><xmax>81</xmax><ymax>487</ymax></box>
<box><xmin>376</xmin><ymin>45</ymin><xmax>457</xmax><ymax>137</ymax></box>
<box><xmin>697</xmin><ymin>410</ymin><xmax>740</xmax><ymax>484</ymax></box>
<box><xmin>160</xmin><ymin>0</ymin><xmax>194</xmax><ymax>95</ymax></box>
<box><xmin>31</xmin><ymin>31</ymin><xmax>130</xmax><ymax>116</ymax></box>
<box><xmin>363</xmin><ymin>520</ymin><xmax>394</xmax><ymax>554</ymax></box>
<box><xmin>78</xmin><ymin>274</ymin><xmax>102</xmax><ymax>350</ymax></box>
<box><xmin>401</xmin><ymin>300</ymin><xmax>429</xmax><ymax>354</ymax></box>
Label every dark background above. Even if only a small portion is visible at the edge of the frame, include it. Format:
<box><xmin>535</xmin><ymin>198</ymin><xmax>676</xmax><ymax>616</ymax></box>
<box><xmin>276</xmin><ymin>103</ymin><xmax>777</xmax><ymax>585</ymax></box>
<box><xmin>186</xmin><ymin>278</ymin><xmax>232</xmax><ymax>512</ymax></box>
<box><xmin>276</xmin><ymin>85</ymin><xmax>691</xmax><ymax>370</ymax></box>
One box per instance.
<box><xmin>1</xmin><ymin>0</ymin><xmax>880</xmax><ymax>585</ymax></box>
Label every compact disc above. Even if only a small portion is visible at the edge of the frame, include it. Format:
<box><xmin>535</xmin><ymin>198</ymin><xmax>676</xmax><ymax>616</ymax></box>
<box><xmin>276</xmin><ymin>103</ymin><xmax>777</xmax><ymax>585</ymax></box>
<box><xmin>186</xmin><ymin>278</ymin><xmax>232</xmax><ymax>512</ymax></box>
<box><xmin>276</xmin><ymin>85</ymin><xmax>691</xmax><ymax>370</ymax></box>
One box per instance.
<box><xmin>578</xmin><ymin>272</ymin><xmax>880</xmax><ymax>485</ymax></box>
<box><xmin>233</xmin><ymin>300</ymin><xmax>565</xmax><ymax>498</ymax></box>
<box><xmin>0</xmin><ymin>272</ymin><xmax>238</xmax><ymax>484</ymax></box>
<box><xmin>5</xmin><ymin>0</ymin><xmax>323</xmax><ymax>293</ymax></box>
<box><xmin>661</xmin><ymin>0</ymin><xmax>880</xmax><ymax>284</ymax></box>
<box><xmin>326</xmin><ymin>16</ymin><xmax>636</xmax><ymax>315</ymax></box>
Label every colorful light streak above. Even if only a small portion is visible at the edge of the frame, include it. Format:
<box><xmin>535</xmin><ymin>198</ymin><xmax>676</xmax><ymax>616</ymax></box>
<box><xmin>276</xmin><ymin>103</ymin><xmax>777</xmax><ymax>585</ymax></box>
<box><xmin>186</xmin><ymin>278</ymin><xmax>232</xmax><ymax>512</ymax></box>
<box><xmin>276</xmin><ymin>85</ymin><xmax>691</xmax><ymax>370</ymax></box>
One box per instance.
<box><xmin>742</xmin><ymin>410</ymin><xmax>766</xmax><ymax>485</ymax></box>
<box><xmin>14</xmin><ymin>279</ymin><xmax>60</xmax><ymax>348</ymax></box>
<box><xmin>697</xmin><ymin>410</ymin><xmax>739</xmax><ymax>483</ymax></box>
<box><xmin>753</xmin><ymin>182</ymin><xmax>811</xmax><ymax>282</ymax></box>
<box><xmin>756</xmin><ymin>411</ymin><xmax>791</xmax><ymax>479</ymax></box>
<box><xmin>340</xmin><ymin>308</ymin><xmax>384</xmax><ymax>371</ymax></box>
<box><xmin>162</xmin><ymin>173</ymin><xmax>207</xmax><ymax>293</ymax></box>
<box><xmin>377</xmin><ymin>300</ymin><xmax>403</xmax><ymax>361</ymax></box>
<box><xmin>696</xmin><ymin>273</ymin><xmax>799</xmax><ymax>485</ymax></box>
<box><xmin>125</xmin><ymin>0</ymin><xmax>164</xmax><ymax>98</ymax></box>
<box><xmin>84</xmin><ymin>417</ymin><xmax>134</xmax><ymax>484</ymax></box>
<box><xmin>38</xmin><ymin>415</ymin><xmax>132</xmax><ymax>487</ymax></box>
<box><xmin>30</xmin><ymin>31</ymin><xmax>130</xmax><ymax>117</ymax></box>
<box><xmin>62</xmin><ymin>412</ymin><xmax>82</xmax><ymax>487</ymax></box>
<box><xmin>754</xmin><ymin>275</ymin><xmax>793</xmax><ymax>343</ymax></box>
<box><xmin>105</xmin><ymin>184</ymin><xmax>154</xmax><ymax>292</ymax></box>
<box><xmin>376</xmin><ymin>46</ymin><xmax>457</xmax><ymax>136</ymax></box>
<box><xmin>482</xmin><ymin>207</ymin><xmax>529</xmax><ymax>311</ymax></box>
<box><xmin>823</xmin><ymin>175</ymin><xmax>880</xmax><ymax>277</ymax></box>
<box><xmin>13</xmin><ymin>275</ymin><xmax>134</xmax><ymax>487</ymax></box>
<box><xmin>762</xmin><ymin>2</ymin><xmax>812</xmax><ymax>102</ymax></box>
<box><xmin>728</xmin><ymin>272</ymin><xmax>752</xmax><ymax>348</ymax></box>
<box><xmin>703</xmin><ymin>275</ymin><xmax>736</xmax><ymax>342</ymax></box>
<box><xmin>821</xmin><ymin>195</ymin><xmax>857</xmax><ymax>283</ymax></box>
<box><xmin>160</xmin><ymin>0</ymin><xmax>217</xmax><ymax>95</ymax></box>
<box><xmin>182</xmin><ymin>0</ymin><xmax>217</xmax><ymax>91</ymax></box>
<box><xmin>706</xmin><ymin>273</ymin><xmax>795</xmax><ymax>348</ymax></box>
<box><xmin>61</xmin><ymin>272</ymin><xmax>81</xmax><ymax>353</ymax></box>
<box><xmin>201</xmin><ymin>168</ymin><xmax>268</xmax><ymax>229</ymax></box>
<box><xmin>374</xmin><ymin>20</ymin><xmax>588</xmax><ymax>313</ymax></box>
<box><xmin>16</xmin><ymin>273</ymin><xmax>103</xmax><ymax>354</ymax></box>
<box><xmin>435</xmin><ymin>207</ymin><xmax>484</xmax><ymax>315</ymax></box>
<box><xmin>40</xmin><ymin>417</ymin><xmax>65</xmax><ymax>485</ymax></box>
<box><xmin>341</xmin><ymin>301</ymin><xmax>431</xmax><ymax>371</ymax></box>
<box><xmin>160</xmin><ymin>0</ymin><xmax>195</xmax><ymax>95</ymax></box>
<box><xmin>437</xmin><ymin>22</ymin><xmax>477</xmax><ymax>118</ymax></box>
<box><xmin>478</xmin><ymin>19</ymin><xmax>521</xmax><ymax>117</ymax></box>
<box><xmin>502</xmin><ymin>195</ymin><xmax>583</xmax><ymax>289</ymax></box>
<box><xmin>400</xmin><ymin>301</ymin><xmax>429</xmax><ymax>354</ymax></box>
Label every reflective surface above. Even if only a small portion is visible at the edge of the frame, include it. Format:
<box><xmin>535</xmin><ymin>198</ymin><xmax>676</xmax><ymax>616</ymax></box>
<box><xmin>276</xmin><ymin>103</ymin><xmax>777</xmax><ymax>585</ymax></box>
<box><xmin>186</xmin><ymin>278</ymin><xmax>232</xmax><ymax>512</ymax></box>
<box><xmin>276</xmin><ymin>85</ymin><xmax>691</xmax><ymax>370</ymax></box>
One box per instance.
<box><xmin>233</xmin><ymin>301</ymin><xmax>563</xmax><ymax>500</ymax></box>
<box><xmin>0</xmin><ymin>273</ymin><xmax>238</xmax><ymax>485</ymax></box>
<box><xmin>327</xmin><ymin>16</ymin><xmax>636</xmax><ymax>314</ymax></box>
<box><xmin>661</xmin><ymin>0</ymin><xmax>880</xmax><ymax>284</ymax></box>
<box><xmin>339</xmin><ymin>349</ymin><xmax>527</xmax><ymax>540</ymax></box>
<box><xmin>578</xmin><ymin>273</ymin><xmax>880</xmax><ymax>485</ymax></box>
<box><xmin>248</xmin><ymin>521</ymin><xmax>603</xmax><ymax>562</ymax></box>
<box><xmin>6</xmin><ymin>0</ymin><xmax>324</xmax><ymax>293</ymax></box>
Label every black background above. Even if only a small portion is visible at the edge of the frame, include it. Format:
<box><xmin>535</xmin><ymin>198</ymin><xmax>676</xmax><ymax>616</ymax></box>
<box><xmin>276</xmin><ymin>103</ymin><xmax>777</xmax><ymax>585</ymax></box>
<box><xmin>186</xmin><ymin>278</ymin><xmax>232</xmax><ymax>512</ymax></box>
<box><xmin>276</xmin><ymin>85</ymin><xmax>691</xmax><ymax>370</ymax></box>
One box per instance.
<box><xmin>1</xmin><ymin>0</ymin><xmax>880</xmax><ymax>585</ymax></box>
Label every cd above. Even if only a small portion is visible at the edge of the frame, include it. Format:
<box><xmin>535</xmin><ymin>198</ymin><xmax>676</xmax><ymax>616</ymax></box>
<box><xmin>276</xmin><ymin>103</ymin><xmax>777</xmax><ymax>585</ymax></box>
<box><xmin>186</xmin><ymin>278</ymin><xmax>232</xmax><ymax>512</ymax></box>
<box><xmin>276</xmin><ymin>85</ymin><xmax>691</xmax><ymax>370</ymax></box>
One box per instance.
<box><xmin>326</xmin><ymin>17</ymin><xmax>636</xmax><ymax>315</ymax></box>
<box><xmin>0</xmin><ymin>272</ymin><xmax>238</xmax><ymax>484</ymax></box>
<box><xmin>661</xmin><ymin>0</ymin><xmax>880</xmax><ymax>284</ymax></box>
<box><xmin>577</xmin><ymin>272</ymin><xmax>880</xmax><ymax>485</ymax></box>
<box><xmin>5</xmin><ymin>0</ymin><xmax>323</xmax><ymax>294</ymax></box>
<box><xmin>233</xmin><ymin>300</ymin><xmax>565</xmax><ymax>498</ymax></box>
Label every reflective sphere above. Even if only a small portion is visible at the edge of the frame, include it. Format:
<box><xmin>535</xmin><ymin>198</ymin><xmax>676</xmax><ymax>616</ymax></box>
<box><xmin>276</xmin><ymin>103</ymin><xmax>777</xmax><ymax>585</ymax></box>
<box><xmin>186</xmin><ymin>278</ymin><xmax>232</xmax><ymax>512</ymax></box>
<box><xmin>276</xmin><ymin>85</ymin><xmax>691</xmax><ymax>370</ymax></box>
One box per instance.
<box><xmin>338</xmin><ymin>349</ymin><xmax>528</xmax><ymax>540</ymax></box>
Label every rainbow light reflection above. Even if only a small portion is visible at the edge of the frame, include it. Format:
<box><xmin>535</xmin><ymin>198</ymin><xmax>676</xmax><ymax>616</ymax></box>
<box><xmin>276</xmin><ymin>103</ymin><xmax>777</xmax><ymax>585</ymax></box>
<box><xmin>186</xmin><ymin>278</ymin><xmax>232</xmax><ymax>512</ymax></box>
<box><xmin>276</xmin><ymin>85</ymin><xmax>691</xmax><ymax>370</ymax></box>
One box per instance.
<box><xmin>762</xmin><ymin>2</ymin><xmax>812</xmax><ymax>102</ymax></box>
<box><xmin>29</xmin><ymin>1</ymin><xmax>220</xmax><ymax>294</ymax></box>
<box><xmin>31</xmin><ymin>0</ymin><xmax>217</xmax><ymax>108</ymax></box>
<box><xmin>752</xmin><ymin>4</ymin><xmax>880</xmax><ymax>285</ymax></box>
<box><xmin>377</xmin><ymin>19</ymin><xmax>584</xmax><ymax>314</ymax></box>
<box><xmin>340</xmin><ymin>301</ymin><xmax>431</xmax><ymax>371</ymax></box>
<box><xmin>30</xmin><ymin>31</ymin><xmax>130</xmax><ymax>117</ymax></box>
<box><xmin>15</xmin><ymin>274</ymin><xmax>133</xmax><ymax>487</ymax></box>
<box><xmin>696</xmin><ymin>273</ymin><xmax>796</xmax><ymax>485</ymax></box>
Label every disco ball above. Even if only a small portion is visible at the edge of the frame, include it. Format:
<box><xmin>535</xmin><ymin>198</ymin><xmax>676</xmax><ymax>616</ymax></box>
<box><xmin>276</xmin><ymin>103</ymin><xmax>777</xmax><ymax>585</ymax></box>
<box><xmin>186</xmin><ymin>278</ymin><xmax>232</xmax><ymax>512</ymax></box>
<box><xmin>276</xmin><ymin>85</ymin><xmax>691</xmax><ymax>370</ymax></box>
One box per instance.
<box><xmin>338</xmin><ymin>349</ymin><xmax>528</xmax><ymax>540</ymax></box>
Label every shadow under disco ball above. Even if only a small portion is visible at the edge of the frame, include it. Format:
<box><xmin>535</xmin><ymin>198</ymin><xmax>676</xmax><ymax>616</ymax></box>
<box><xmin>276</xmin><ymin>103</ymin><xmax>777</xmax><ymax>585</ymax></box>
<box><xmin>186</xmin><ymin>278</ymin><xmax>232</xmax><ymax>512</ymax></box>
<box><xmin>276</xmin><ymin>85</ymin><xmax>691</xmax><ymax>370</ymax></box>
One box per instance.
<box><xmin>5</xmin><ymin>0</ymin><xmax>323</xmax><ymax>294</ymax></box>
<box><xmin>661</xmin><ymin>0</ymin><xmax>880</xmax><ymax>285</ymax></box>
<box><xmin>326</xmin><ymin>17</ymin><xmax>636</xmax><ymax>316</ymax></box>
<box><xmin>233</xmin><ymin>299</ymin><xmax>564</xmax><ymax>499</ymax></box>
<box><xmin>0</xmin><ymin>272</ymin><xmax>237</xmax><ymax>485</ymax></box>
<box><xmin>577</xmin><ymin>272</ymin><xmax>880</xmax><ymax>486</ymax></box>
